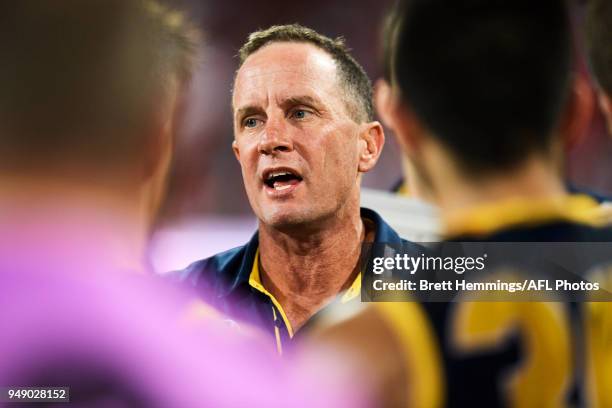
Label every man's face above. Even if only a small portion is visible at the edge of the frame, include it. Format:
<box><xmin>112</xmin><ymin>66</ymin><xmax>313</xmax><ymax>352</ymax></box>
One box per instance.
<box><xmin>232</xmin><ymin>42</ymin><xmax>364</xmax><ymax>230</ymax></box>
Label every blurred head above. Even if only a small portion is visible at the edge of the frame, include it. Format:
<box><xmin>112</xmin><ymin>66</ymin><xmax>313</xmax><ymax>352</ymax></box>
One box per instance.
<box><xmin>231</xmin><ymin>25</ymin><xmax>384</xmax><ymax>231</ymax></box>
<box><xmin>379</xmin><ymin>1</ymin><xmax>403</xmax><ymax>86</ymax></box>
<box><xmin>0</xmin><ymin>0</ymin><xmax>201</xmax><ymax>236</ymax></box>
<box><xmin>586</xmin><ymin>0</ymin><xmax>612</xmax><ymax>135</ymax></box>
<box><xmin>376</xmin><ymin>0</ymin><xmax>572</xmax><ymax>192</ymax></box>
<box><xmin>376</xmin><ymin>1</ymin><xmax>435</xmax><ymax>202</ymax></box>
<box><xmin>0</xmin><ymin>0</ymin><xmax>199</xmax><ymax>190</ymax></box>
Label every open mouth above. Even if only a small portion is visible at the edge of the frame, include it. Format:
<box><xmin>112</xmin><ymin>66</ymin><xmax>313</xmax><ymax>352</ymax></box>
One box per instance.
<box><xmin>263</xmin><ymin>169</ymin><xmax>303</xmax><ymax>191</ymax></box>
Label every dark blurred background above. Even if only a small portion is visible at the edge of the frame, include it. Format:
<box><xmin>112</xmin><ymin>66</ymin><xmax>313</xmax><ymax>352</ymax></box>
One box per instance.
<box><xmin>150</xmin><ymin>0</ymin><xmax>612</xmax><ymax>271</ymax></box>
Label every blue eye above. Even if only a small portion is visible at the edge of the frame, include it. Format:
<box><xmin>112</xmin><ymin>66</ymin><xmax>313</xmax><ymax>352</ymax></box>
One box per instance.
<box><xmin>292</xmin><ymin>109</ymin><xmax>309</xmax><ymax>119</ymax></box>
<box><xmin>244</xmin><ymin>118</ymin><xmax>259</xmax><ymax>128</ymax></box>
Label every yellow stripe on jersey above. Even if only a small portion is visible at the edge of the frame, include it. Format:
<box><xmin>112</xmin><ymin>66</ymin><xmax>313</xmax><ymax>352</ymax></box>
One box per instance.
<box><xmin>443</xmin><ymin>194</ymin><xmax>603</xmax><ymax>238</ymax></box>
<box><xmin>590</xmin><ymin>202</ymin><xmax>612</xmax><ymax>227</ymax></box>
<box><xmin>249</xmin><ymin>250</ymin><xmax>294</xmax><ymax>341</ymax></box>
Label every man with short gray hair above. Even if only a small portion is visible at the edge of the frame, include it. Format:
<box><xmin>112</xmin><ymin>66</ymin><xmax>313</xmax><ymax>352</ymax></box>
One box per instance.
<box><xmin>177</xmin><ymin>24</ymin><xmax>409</xmax><ymax>351</ymax></box>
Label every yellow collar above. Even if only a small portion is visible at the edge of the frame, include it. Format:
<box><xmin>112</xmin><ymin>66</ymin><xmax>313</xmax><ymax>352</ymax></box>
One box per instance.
<box><xmin>341</xmin><ymin>272</ymin><xmax>362</xmax><ymax>303</ymax></box>
<box><xmin>249</xmin><ymin>250</ymin><xmax>363</xmax><ymax>336</ymax></box>
<box><xmin>443</xmin><ymin>194</ymin><xmax>602</xmax><ymax>238</ymax></box>
<box><xmin>249</xmin><ymin>250</ymin><xmax>294</xmax><ymax>338</ymax></box>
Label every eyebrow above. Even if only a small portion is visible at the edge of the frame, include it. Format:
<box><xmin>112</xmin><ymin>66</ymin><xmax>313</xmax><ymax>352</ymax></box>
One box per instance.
<box><xmin>280</xmin><ymin>95</ymin><xmax>322</xmax><ymax>110</ymax></box>
<box><xmin>234</xmin><ymin>105</ymin><xmax>262</xmax><ymax>123</ymax></box>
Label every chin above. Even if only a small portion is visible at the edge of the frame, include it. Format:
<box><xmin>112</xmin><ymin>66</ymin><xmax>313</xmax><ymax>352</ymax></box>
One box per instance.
<box><xmin>259</xmin><ymin>207</ymin><xmax>318</xmax><ymax>231</ymax></box>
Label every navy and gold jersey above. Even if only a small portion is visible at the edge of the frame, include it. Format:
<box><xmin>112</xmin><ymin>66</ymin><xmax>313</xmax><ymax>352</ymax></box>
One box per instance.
<box><xmin>419</xmin><ymin>195</ymin><xmax>612</xmax><ymax>407</ymax></box>
<box><xmin>173</xmin><ymin>207</ymin><xmax>409</xmax><ymax>354</ymax></box>
<box><xmin>303</xmin><ymin>195</ymin><xmax>612</xmax><ymax>407</ymax></box>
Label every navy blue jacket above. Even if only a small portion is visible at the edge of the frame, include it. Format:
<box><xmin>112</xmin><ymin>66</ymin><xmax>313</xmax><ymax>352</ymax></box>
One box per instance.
<box><xmin>175</xmin><ymin>208</ymin><xmax>406</xmax><ymax>346</ymax></box>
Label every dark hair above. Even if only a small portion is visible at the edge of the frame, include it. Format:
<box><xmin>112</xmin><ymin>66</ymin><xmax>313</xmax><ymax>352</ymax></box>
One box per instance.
<box><xmin>586</xmin><ymin>0</ymin><xmax>612</xmax><ymax>95</ymax></box>
<box><xmin>237</xmin><ymin>24</ymin><xmax>373</xmax><ymax>123</ymax></box>
<box><xmin>391</xmin><ymin>0</ymin><xmax>572</xmax><ymax>174</ymax></box>
<box><xmin>380</xmin><ymin>1</ymin><xmax>404</xmax><ymax>82</ymax></box>
<box><xmin>0</xmin><ymin>0</ymin><xmax>200</xmax><ymax>173</ymax></box>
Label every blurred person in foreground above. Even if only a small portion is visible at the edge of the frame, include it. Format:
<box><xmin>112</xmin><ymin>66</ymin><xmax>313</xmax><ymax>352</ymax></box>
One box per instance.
<box><xmin>0</xmin><ymin>3</ymin><xmax>358</xmax><ymax>407</ymax></box>
<box><xmin>0</xmin><ymin>0</ymin><xmax>197</xmax><ymax>273</ymax></box>
<box><xmin>174</xmin><ymin>24</ymin><xmax>421</xmax><ymax>352</ymax></box>
<box><xmin>586</xmin><ymin>0</ymin><xmax>612</xmax><ymax>138</ymax></box>
<box><xmin>359</xmin><ymin>8</ymin><xmax>442</xmax><ymax>242</ymax></box>
<box><xmin>367</xmin><ymin>0</ymin><xmax>612</xmax><ymax>241</ymax></box>
<box><xmin>583</xmin><ymin>2</ymin><xmax>612</xmax><ymax>405</ymax></box>
<box><xmin>305</xmin><ymin>0</ymin><xmax>612</xmax><ymax>406</ymax></box>
<box><xmin>376</xmin><ymin>0</ymin><xmax>610</xmax><ymax>240</ymax></box>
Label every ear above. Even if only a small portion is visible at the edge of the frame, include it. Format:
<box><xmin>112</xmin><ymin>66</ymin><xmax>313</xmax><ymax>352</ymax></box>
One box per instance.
<box><xmin>374</xmin><ymin>78</ymin><xmax>422</xmax><ymax>159</ymax></box>
<box><xmin>140</xmin><ymin>124</ymin><xmax>173</xmax><ymax>230</ymax></box>
<box><xmin>139</xmin><ymin>85</ymin><xmax>181</xmax><ymax>231</ymax></box>
<box><xmin>598</xmin><ymin>91</ymin><xmax>612</xmax><ymax>137</ymax></box>
<box><xmin>142</xmin><ymin>101</ymin><xmax>175</xmax><ymax>182</ymax></box>
<box><xmin>559</xmin><ymin>73</ymin><xmax>594</xmax><ymax>151</ymax></box>
<box><xmin>232</xmin><ymin>139</ymin><xmax>241</xmax><ymax>162</ymax></box>
<box><xmin>374</xmin><ymin>79</ymin><xmax>397</xmax><ymax>130</ymax></box>
<box><xmin>358</xmin><ymin>121</ymin><xmax>385</xmax><ymax>173</ymax></box>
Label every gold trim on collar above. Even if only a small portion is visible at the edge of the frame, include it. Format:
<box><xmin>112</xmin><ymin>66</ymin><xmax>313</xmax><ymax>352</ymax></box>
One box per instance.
<box><xmin>443</xmin><ymin>194</ymin><xmax>602</xmax><ymax>238</ymax></box>
<box><xmin>249</xmin><ymin>250</ymin><xmax>294</xmax><ymax>338</ymax></box>
<box><xmin>341</xmin><ymin>273</ymin><xmax>362</xmax><ymax>303</ymax></box>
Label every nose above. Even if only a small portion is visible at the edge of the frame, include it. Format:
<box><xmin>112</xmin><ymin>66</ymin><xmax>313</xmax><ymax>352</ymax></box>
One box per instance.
<box><xmin>258</xmin><ymin>118</ymin><xmax>293</xmax><ymax>155</ymax></box>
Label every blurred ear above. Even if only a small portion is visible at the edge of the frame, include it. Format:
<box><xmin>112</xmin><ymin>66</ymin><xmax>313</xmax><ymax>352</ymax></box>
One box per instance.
<box><xmin>358</xmin><ymin>120</ymin><xmax>385</xmax><ymax>173</ymax></box>
<box><xmin>141</xmin><ymin>125</ymin><xmax>173</xmax><ymax>230</ymax></box>
<box><xmin>140</xmin><ymin>84</ymin><xmax>182</xmax><ymax>230</ymax></box>
<box><xmin>598</xmin><ymin>91</ymin><xmax>612</xmax><ymax>137</ymax></box>
<box><xmin>374</xmin><ymin>79</ymin><xmax>396</xmax><ymax>131</ymax></box>
<box><xmin>559</xmin><ymin>73</ymin><xmax>594</xmax><ymax>151</ymax></box>
<box><xmin>374</xmin><ymin>78</ymin><xmax>423</xmax><ymax>159</ymax></box>
<box><xmin>142</xmin><ymin>79</ymin><xmax>184</xmax><ymax>182</ymax></box>
<box><xmin>232</xmin><ymin>140</ymin><xmax>241</xmax><ymax>162</ymax></box>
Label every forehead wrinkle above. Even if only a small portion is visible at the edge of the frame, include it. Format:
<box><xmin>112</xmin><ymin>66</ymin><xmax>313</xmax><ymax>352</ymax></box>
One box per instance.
<box><xmin>233</xmin><ymin>42</ymin><xmax>355</xmax><ymax>119</ymax></box>
<box><xmin>236</xmin><ymin>66</ymin><xmax>325</xmax><ymax>98</ymax></box>
<box><xmin>235</xmin><ymin>72</ymin><xmax>330</xmax><ymax>114</ymax></box>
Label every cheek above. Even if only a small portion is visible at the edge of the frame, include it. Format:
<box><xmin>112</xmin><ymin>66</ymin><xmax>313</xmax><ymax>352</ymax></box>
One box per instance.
<box><xmin>318</xmin><ymin>135</ymin><xmax>360</xmax><ymax>185</ymax></box>
<box><xmin>235</xmin><ymin>141</ymin><xmax>259</xmax><ymax>187</ymax></box>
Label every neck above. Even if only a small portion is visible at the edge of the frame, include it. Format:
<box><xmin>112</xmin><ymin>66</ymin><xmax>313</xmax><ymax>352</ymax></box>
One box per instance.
<box><xmin>258</xmin><ymin>200</ymin><xmax>367</xmax><ymax>332</ymax></box>
<box><xmin>430</xmin><ymin>154</ymin><xmax>567</xmax><ymax>216</ymax></box>
<box><xmin>401</xmin><ymin>155</ymin><xmax>434</xmax><ymax>202</ymax></box>
<box><xmin>0</xmin><ymin>175</ymin><xmax>150</xmax><ymax>274</ymax></box>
